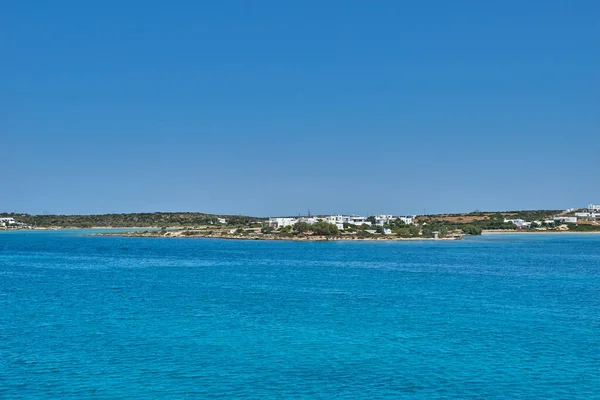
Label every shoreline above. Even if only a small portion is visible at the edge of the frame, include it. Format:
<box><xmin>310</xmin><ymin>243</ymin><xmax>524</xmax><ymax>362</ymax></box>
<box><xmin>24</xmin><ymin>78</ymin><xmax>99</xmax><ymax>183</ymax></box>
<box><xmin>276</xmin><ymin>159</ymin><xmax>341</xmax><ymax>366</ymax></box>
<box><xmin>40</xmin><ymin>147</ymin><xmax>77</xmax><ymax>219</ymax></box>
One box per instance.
<box><xmin>482</xmin><ymin>230</ymin><xmax>600</xmax><ymax>235</ymax></box>
<box><xmin>92</xmin><ymin>230</ymin><xmax>463</xmax><ymax>242</ymax></box>
<box><xmin>2</xmin><ymin>226</ymin><xmax>164</xmax><ymax>231</ymax></box>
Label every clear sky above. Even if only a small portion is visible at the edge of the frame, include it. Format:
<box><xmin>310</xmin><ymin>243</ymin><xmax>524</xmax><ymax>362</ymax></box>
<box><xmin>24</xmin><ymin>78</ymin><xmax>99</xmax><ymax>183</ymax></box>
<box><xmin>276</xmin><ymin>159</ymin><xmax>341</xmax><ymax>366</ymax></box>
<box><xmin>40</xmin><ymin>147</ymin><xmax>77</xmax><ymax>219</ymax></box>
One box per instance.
<box><xmin>2</xmin><ymin>1</ymin><xmax>599</xmax><ymax>217</ymax></box>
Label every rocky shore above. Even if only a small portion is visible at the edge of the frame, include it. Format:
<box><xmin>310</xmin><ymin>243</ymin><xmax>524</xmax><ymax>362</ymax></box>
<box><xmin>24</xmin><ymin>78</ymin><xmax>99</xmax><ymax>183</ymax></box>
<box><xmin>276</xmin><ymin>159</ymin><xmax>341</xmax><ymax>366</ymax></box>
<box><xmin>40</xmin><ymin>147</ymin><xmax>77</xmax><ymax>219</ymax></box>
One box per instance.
<box><xmin>93</xmin><ymin>229</ymin><xmax>463</xmax><ymax>241</ymax></box>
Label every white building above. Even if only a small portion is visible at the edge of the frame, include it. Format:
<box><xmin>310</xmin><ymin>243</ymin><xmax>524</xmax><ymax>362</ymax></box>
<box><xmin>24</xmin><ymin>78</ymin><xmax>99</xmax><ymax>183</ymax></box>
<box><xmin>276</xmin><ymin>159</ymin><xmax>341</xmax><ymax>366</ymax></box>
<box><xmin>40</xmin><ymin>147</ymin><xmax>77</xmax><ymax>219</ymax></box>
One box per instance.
<box><xmin>375</xmin><ymin>215</ymin><xmax>394</xmax><ymax>226</ymax></box>
<box><xmin>588</xmin><ymin>204</ymin><xmax>600</xmax><ymax>213</ymax></box>
<box><xmin>342</xmin><ymin>215</ymin><xmax>371</xmax><ymax>226</ymax></box>
<box><xmin>575</xmin><ymin>212</ymin><xmax>598</xmax><ymax>220</ymax></box>
<box><xmin>268</xmin><ymin>215</ymin><xmax>346</xmax><ymax>230</ymax></box>
<box><xmin>0</xmin><ymin>217</ymin><xmax>16</xmax><ymax>227</ymax></box>
<box><xmin>325</xmin><ymin>215</ymin><xmax>344</xmax><ymax>224</ymax></box>
<box><xmin>298</xmin><ymin>217</ymin><xmax>319</xmax><ymax>225</ymax></box>
<box><xmin>268</xmin><ymin>217</ymin><xmax>298</xmax><ymax>228</ymax></box>
<box><xmin>397</xmin><ymin>215</ymin><xmax>416</xmax><ymax>225</ymax></box>
<box><xmin>383</xmin><ymin>228</ymin><xmax>393</xmax><ymax>235</ymax></box>
<box><xmin>217</xmin><ymin>218</ymin><xmax>227</xmax><ymax>224</ymax></box>
<box><xmin>504</xmin><ymin>218</ymin><xmax>528</xmax><ymax>228</ymax></box>
<box><xmin>554</xmin><ymin>216</ymin><xmax>577</xmax><ymax>224</ymax></box>
<box><xmin>322</xmin><ymin>215</ymin><xmax>344</xmax><ymax>230</ymax></box>
<box><xmin>374</xmin><ymin>214</ymin><xmax>416</xmax><ymax>226</ymax></box>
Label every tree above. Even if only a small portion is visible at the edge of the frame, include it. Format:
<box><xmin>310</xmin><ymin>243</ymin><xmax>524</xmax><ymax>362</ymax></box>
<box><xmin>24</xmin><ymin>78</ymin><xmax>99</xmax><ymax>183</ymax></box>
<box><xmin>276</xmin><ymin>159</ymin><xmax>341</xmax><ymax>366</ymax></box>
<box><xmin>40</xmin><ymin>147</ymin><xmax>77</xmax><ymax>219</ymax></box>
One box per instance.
<box><xmin>343</xmin><ymin>222</ymin><xmax>358</xmax><ymax>230</ymax></box>
<box><xmin>294</xmin><ymin>221</ymin><xmax>310</xmax><ymax>233</ymax></box>
<box><xmin>396</xmin><ymin>227</ymin><xmax>411</xmax><ymax>237</ymax></box>
<box><xmin>311</xmin><ymin>221</ymin><xmax>339</xmax><ymax>236</ymax></box>
<box><xmin>366</xmin><ymin>216</ymin><xmax>376</xmax><ymax>224</ymax></box>
<box><xmin>392</xmin><ymin>219</ymin><xmax>406</xmax><ymax>228</ymax></box>
<box><xmin>461</xmin><ymin>224</ymin><xmax>482</xmax><ymax>235</ymax></box>
<box><xmin>490</xmin><ymin>212</ymin><xmax>503</xmax><ymax>221</ymax></box>
<box><xmin>408</xmin><ymin>225</ymin><xmax>420</xmax><ymax>236</ymax></box>
<box><xmin>422</xmin><ymin>222</ymin><xmax>448</xmax><ymax>238</ymax></box>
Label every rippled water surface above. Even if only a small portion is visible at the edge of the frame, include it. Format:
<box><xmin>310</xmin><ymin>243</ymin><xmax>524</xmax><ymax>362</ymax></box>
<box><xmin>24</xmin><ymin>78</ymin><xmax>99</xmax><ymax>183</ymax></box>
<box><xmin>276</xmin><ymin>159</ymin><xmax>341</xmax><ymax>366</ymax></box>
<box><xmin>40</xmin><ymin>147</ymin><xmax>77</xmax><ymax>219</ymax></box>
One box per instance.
<box><xmin>1</xmin><ymin>231</ymin><xmax>599</xmax><ymax>398</ymax></box>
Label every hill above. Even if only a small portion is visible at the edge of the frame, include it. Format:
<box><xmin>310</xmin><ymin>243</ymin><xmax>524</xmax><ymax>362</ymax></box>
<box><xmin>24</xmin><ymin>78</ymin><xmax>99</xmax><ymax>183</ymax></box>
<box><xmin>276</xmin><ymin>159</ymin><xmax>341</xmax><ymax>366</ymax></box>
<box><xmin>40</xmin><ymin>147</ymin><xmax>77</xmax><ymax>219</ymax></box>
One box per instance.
<box><xmin>0</xmin><ymin>212</ymin><xmax>265</xmax><ymax>228</ymax></box>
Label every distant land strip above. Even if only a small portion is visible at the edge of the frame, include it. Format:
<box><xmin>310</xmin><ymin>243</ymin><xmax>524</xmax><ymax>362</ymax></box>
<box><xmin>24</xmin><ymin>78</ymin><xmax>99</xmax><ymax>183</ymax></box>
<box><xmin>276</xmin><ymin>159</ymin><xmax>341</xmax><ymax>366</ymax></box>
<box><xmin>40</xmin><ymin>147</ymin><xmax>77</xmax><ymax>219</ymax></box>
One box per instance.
<box><xmin>2</xmin><ymin>209</ymin><xmax>599</xmax><ymax>240</ymax></box>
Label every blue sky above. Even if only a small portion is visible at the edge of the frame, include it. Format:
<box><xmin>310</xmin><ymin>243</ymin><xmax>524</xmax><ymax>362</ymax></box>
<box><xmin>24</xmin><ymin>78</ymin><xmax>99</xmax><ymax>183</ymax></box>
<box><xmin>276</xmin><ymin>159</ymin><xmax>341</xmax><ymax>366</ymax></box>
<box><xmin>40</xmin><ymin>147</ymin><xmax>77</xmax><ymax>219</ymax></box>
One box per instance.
<box><xmin>2</xmin><ymin>1</ymin><xmax>599</xmax><ymax>216</ymax></box>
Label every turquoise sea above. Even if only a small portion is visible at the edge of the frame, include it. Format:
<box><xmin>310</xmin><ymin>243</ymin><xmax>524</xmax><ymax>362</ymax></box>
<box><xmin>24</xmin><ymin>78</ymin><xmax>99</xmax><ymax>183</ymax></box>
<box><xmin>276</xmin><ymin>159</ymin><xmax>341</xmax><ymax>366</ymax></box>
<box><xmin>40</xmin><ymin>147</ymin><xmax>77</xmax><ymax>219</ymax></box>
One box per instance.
<box><xmin>1</xmin><ymin>231</ymin><xmax>599</xmax><ymax>398</ymax></box>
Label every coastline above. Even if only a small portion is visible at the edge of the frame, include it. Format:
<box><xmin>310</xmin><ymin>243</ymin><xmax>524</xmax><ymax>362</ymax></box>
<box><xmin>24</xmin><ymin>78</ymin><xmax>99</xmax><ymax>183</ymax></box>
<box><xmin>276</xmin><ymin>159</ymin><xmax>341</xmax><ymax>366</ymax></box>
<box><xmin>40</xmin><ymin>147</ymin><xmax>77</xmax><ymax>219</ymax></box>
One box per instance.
<box><xmin>482</xmin><ymin>230</ymin><xmax>600</xmax><ymax>235</ymax></box>
<box><xmin>8</xmin><ymin>226</ymin><xmax>600</xmax><ymax>238</ymax></box>
<box><xmin>92</xmin><ymin>230</ymin><xmax>463</xmax><ymax>242</ymax></box>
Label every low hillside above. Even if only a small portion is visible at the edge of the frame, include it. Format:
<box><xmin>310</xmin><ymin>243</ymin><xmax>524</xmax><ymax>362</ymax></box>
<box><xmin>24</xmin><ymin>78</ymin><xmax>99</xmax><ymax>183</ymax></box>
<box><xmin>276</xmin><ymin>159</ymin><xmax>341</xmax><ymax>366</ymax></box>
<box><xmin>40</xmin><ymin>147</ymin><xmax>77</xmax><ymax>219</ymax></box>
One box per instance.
<box><xmin>0</xmin><ymin>212</ymin><xmax>265</xmax><ymax>228</ymax></box>
<box><xmin>416</xmin><ymin>210</ymin><xmax>564</xmax><ymax>230</ymax></box>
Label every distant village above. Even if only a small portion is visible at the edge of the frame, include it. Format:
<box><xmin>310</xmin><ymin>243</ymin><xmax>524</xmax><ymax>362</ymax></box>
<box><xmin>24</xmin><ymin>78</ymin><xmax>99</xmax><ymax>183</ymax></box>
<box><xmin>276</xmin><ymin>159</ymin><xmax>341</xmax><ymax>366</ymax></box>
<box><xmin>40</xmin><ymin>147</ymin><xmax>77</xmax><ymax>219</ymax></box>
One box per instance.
<box><xmin>267</xmin><ymin>204</ymin><xmax>600</xmax><ymax>229</ymax></box>
<box><xmin>267</xmin><ymin>214</ymin><xmax>415</xmax><ymax>235</ymax></box>
<box><xmin>502</xmin><ymin>204</ymin><xmax>599</xmax><ymax>230</ymax></box>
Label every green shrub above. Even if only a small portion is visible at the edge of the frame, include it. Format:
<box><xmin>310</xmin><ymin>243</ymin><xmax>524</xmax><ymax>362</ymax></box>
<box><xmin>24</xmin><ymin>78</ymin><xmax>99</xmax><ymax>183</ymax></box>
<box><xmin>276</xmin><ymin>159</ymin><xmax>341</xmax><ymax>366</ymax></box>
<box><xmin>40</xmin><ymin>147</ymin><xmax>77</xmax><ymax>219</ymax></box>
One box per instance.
<box><xmin>311</xmin><ymin>221</ymin><xmax>339</xmax><ymax>236</ymax></box>
<box><xmin>461</xmin><ymin>224</ymin><xmax>482</xmax><ymax>235</ymax></box>
<box><xmin>294</xmin><ymin>221</ymin><xmax>310</xmax><ymax>233</ymax></box>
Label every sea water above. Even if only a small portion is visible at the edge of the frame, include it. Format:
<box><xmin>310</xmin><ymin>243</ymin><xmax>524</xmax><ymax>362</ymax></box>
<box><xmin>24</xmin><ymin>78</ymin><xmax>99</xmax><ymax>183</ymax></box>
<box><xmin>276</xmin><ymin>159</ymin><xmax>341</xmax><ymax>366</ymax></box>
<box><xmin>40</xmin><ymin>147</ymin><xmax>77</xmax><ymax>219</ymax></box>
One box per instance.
<box><xmin>1</xmin><ymin>231</ymin><xmax>599</xmax><ymax>398</ymax></box>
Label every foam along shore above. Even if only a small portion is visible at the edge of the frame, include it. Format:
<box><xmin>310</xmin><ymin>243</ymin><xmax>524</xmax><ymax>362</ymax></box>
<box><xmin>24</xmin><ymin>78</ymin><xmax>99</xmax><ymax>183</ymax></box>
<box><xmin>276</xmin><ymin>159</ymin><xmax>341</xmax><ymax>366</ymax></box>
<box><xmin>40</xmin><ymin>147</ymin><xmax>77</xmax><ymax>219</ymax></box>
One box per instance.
<box><xmin>92</xmin><ymin>229</ymin><xmax>463</xmax><ymax>241</ymax></box>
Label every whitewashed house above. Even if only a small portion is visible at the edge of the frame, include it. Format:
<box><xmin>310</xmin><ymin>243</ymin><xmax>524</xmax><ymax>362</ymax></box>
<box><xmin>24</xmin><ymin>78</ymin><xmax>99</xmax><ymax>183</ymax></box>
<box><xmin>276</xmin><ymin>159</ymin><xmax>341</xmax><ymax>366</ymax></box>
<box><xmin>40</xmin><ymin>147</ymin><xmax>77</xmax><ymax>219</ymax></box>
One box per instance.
<box><xmin>554</xmin><ymin>216</ymin><xmax>577</xmax><ymax>224</ymax></box>
<box><xmin>375</xmin><ymin>215</ymin><xmax>394</xmax><ymax>226</ymax></box>
<box><xmin>268</xmin><ymin>217</ymin><xmax>298</xmax><ymax>228</ymax></box>
<box><xmin>323</xmin><ymin>215</ymin><xmax>343</xmax><ymax>230</ymax></box>
<box><xmin>504</xmin><ymin>218</ymin><xmax>528</xmax><ymax>228</ymax></box>
<box><xmin>325</xmin><ymin>215</ymin><xmax>344</xmax><ymax>224</ymax></box>
<box><xmin>298</xmin><ymin>217</ymin><xmax>318</xmax><ymax>225</ymax></box>
<box><xmin>398</xmin><ymin>215</ymin><xmax>416</xmax><ymax>225</ymax></box>
<box><xmin>0</xmin><ymin>217</ymin><xmax>16</xmax><ymax>227</ymax></box>
<box><xmin>342</xmin><ymin>215</ymin><xmax>371</xmax><ymax>226</ymax></box>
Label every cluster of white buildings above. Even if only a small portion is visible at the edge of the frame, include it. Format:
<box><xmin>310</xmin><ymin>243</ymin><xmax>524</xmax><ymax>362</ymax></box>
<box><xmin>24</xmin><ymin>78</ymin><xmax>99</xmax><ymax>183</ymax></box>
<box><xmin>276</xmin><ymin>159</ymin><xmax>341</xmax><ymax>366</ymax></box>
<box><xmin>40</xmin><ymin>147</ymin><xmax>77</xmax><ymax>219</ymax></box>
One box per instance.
<box><xmin>575</xmin><ymin>204</ymin><xmax>600</xmax><ymax>220</ymax></box>
<box><xmin>267</xmin><ymin>214</ymin><xmax>416</xmax><ymax>230</ymax></box>
<box><xmin>504</xmin><ymin>203</ymin><xmax>599</xmax><ymax>229</ymax></box>
<box><xmin>0</xmin><ymin>217</ymin><xmax>16</xmax><ymax>227</ymax></box>
<box><xmin>503</xmin><ymin>218</ymin><xmax>560</xmax><ymax>229</ymax></box>
<box><xmin>374</xmin><ymin>214</ymin><xmax>415</xmax><ymax>226</ymax></box>
<box><xmin>0</xmin><ymin>217</ymin><xmax>25</xmax><ymax>228</ymax></box>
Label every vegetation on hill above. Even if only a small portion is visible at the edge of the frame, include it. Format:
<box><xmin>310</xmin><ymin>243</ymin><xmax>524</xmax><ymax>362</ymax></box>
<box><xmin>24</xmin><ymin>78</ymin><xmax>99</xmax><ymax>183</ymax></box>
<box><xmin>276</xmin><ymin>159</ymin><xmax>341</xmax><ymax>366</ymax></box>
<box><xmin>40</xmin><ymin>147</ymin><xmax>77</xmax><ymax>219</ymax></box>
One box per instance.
<box><xmin>0</xmin><ymin>212</ymin><xmax>264</xmax><ymax>228</ymax></box>
<box><xmin>503</xmin><ymin>210</ymin><xmax>562</xmax><ymax>222</ymax></box>
<box><xmin>566</xmin><ymin>223</ymin><xmax>600</xmax><ymax>232</ymax></box>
